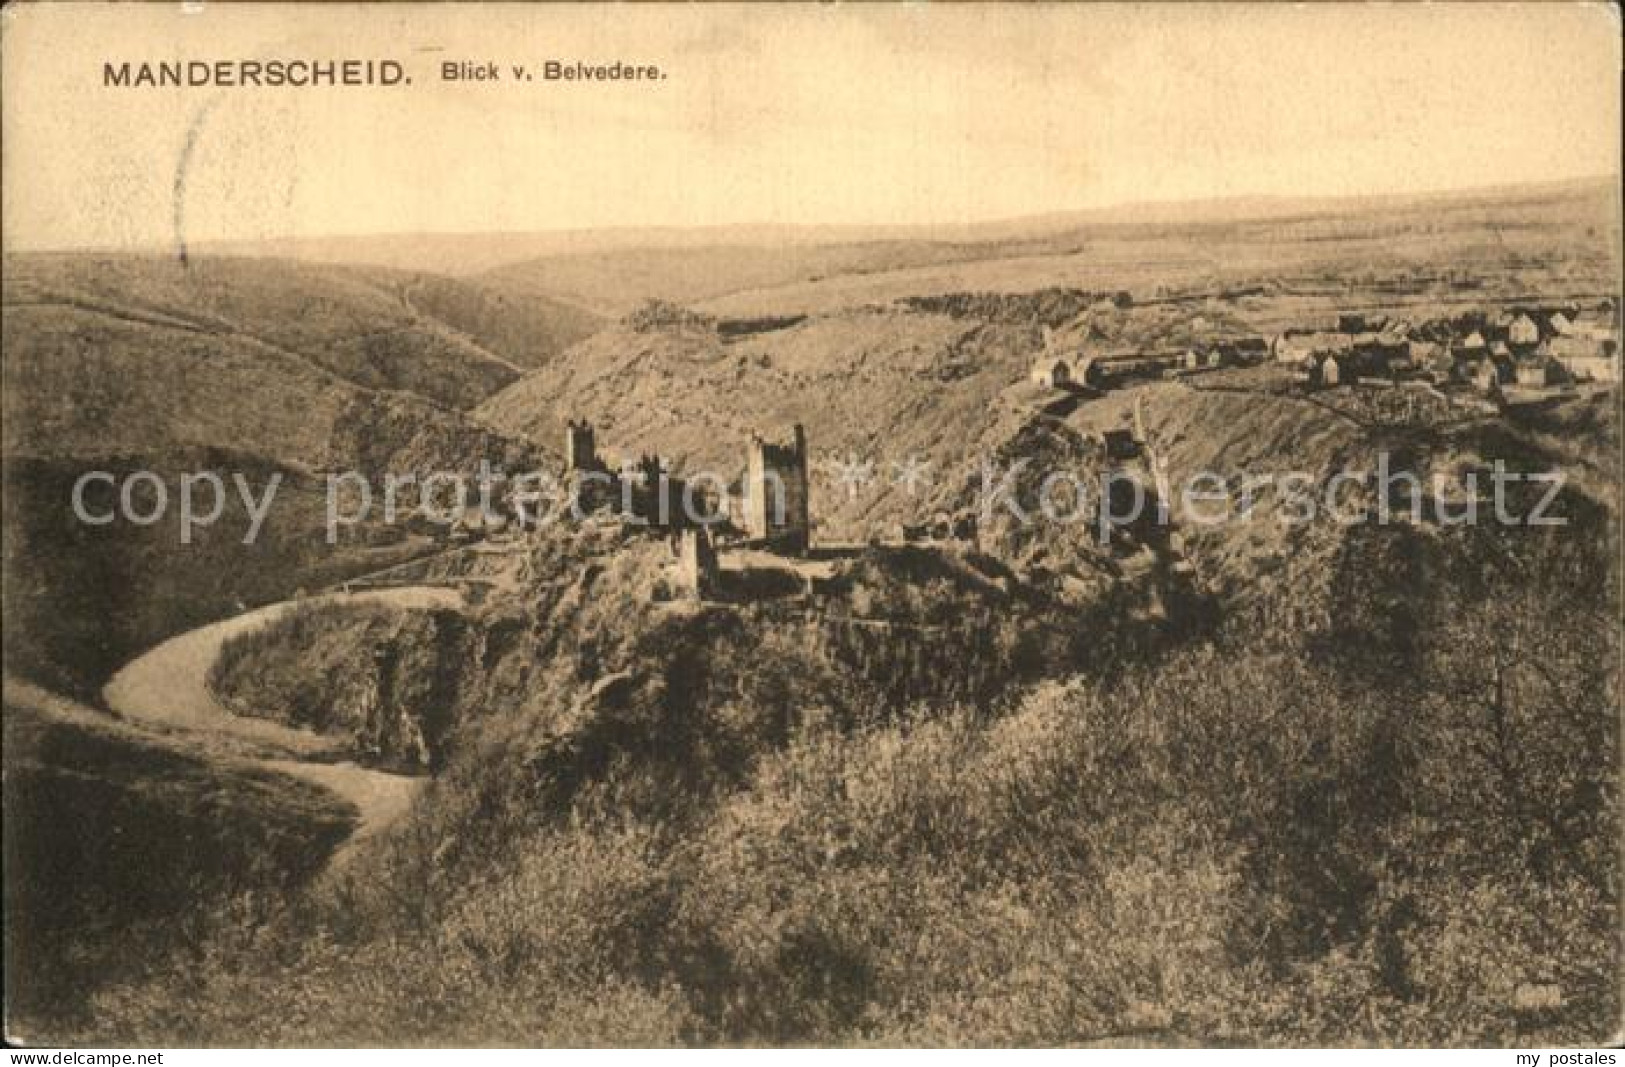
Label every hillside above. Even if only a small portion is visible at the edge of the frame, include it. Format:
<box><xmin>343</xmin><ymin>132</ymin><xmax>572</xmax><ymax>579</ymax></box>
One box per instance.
<box><xmin>62</xmin><ymin>393</ymin><xmax>1619</xmax><ymax>1044</ymax></box>
<box><xmin>1067</xmin><ymin>379</ymin><xmax>1619</xmax><ymax>643</ymax></box>
<box><xmin>477</xmin><ymin>303</ymin><xmax>1042</xmax><ymax>539</ymax></box>
<box><xmin>1</xmin><ymin>254</ymin><xmax>557</xmax><ymax>693</ymax></box>
<box><xmin>0</xmin><ymin>254</ymin><xmax>599</xmax><ymax>469</ymax></box>
<box><xmin>387</xmin><ymin>272</ymin><xmax>604</xmax><ymax>371</ymax></box>
<box><xmin>478</xmin><ymin>288</ymin><xmax>1260</xmax><ymax>543</ymax></box>
<box><xmin>3</xmin><ymin>680</ymin><xmax>356</xmax><ymax>1037</ymax></box>
<box><xmin>480</xmin><ymin>288</ymin><xmax>1619</xmax><ymax>686</ymax></box>
<box><xmin>3</xmin><ymin>255</ymin><xmax>534</xmax><ymax>415</ymax></box>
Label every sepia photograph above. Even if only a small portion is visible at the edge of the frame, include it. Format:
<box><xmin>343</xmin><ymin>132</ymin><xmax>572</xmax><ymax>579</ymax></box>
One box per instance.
<box><xmin>1</xmin><ymin>1</ymin><xmax>1621</xmax><ymax>1051</ymax></box>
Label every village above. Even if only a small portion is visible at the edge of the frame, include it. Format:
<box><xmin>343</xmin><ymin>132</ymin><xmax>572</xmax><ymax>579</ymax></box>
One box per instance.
<box><xmin>1030</xmin><ymin>298</ymin><xmax>1621</xmax><ymax>401</ymax></box>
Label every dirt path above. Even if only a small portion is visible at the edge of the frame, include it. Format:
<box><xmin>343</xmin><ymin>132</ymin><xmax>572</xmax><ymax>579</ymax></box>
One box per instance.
<box><xmin>102</xmin><ymin>587</ymin><xmax>465</xmax><ymax>865</ymax></box>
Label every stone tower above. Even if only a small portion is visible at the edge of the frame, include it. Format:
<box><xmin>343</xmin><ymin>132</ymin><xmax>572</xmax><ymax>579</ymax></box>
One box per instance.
<box><xmin>565</xmin><ymin>419</ymin><xmax>599</xmax><ymax>472</ymax></box>
<box><xmin>745</xmin><ymin>424</ymin><xmax>810</xmax><ymax>554</ymax></box>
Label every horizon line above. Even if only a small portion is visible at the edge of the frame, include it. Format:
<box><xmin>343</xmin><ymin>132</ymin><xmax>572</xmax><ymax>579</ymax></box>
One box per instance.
<box><xmin>4</xmin><ymin>171</ymin><xmax>1617</xmax><ymax>259</ymax></box>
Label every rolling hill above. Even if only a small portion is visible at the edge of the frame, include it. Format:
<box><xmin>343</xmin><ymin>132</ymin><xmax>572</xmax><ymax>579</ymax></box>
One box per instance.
<box><xmin>1</xmin><ymin>253</ymin><xmax>571</xmax><ymax>692</ymax></box>
<box><xmin>2</xmin><ymin>254</ymin><xmax>604</xmax><ymax>461</ymax></box>
<box><xmin>433</xmin><ymin>177</ymin><xmax>1621</xmax><ymax>318</ymax></box>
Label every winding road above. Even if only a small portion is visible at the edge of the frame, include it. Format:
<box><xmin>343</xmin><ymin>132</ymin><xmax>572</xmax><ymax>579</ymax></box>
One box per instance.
<box><xmin>102</xmin><ymin>587</ymin><xmax>465</xmax><ymax>866</ymax></box>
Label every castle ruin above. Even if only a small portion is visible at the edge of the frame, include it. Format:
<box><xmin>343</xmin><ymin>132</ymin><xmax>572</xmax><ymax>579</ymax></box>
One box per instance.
<box><xmin>561</xmin><ymin>416</ymin><xmax>811</xmax><ymax>556</ymax></box>
<box><xmin>744</xmin><ymin>423</ymin><xmax>810</xmax><ymax>554</ymax></box>
<box><xmin>565</xmin><ymin>418</ymin><xmax>695</xmax><ymax>529</ymax></box>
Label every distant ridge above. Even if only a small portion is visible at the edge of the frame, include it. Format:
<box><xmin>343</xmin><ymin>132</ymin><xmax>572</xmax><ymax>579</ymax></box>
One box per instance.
<box><xmin>21</xmin><ymin>174</ymin><xmax>1611</xmax><ymax>277</ymax></box>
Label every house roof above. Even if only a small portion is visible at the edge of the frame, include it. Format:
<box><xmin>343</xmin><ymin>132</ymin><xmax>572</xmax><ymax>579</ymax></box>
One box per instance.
<box><xmin>1549</xmin><ymin>335</ymin><xmax>1616</xmax><ymax>360</ymax></box>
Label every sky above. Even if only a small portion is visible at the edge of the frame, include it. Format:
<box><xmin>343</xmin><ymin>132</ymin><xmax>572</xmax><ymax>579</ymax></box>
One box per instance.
<box><xmin>2</xmin><ymin>2</ymin><xmax>1620</xmax><ymax>251</ymax></box>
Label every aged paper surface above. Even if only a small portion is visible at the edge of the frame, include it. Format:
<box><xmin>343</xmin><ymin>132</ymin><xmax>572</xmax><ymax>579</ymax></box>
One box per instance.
<box><xmin>2</xmin><ymin>1</ymin><xmax>1621</xmax><ymax>1048</ymax></box>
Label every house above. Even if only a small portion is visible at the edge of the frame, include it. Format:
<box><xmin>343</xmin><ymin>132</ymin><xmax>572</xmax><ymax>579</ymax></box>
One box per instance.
<box><xmin>1240</xmin><ymin>338</ymin><xmax>1269</xmax><ymax>362</ymax></box>
<box><xmin>1508</xmin><ymin>313</ymin><xmax>1541</xmax><ymax>349</ymax></box>
<box><xmin>1195</xmin><ymin>338</ymin><xmax>1265</xmax><ymax>366</ymax></box>
<box><xmin>1315</xmin><ymin>333</ymin><xmax>1410</xmax><ymax>381</ymax></box>
<box><xmin>1548</xmin><ymin>335</ymin><xmax>1618</xmax><ymax>360</ymax></box>
<box><xmin>1274</xmin><ymin>332</ymin><xmax>1320</xmax><ymax>362</ymax></box>
<box><xmin>1353</xmin><ymin>337</ymin><xmax>1411</xmax><ymax>375</ymax></box>
<box><xmin>1555</xmin><ymin>356</ymin><xmax>1621</xmax><ymax>383</ymax></box>
<box><xmin>1090</xmin><ymin>352</ymin><xmax>1181</xmax><ymax>384</ymax></box>
<box><xmin>1076</xmin><ymin>356</ymin><xmax>1107</xmax><ymax>387</ymax></box>
<box><xmin>1468</xmin><ymin>357</ymin><xmax>1511</xmax><ymax>394</ymax></box>
<box><xmin>1534</xmin><ymin>306</ymin><xmax>1582</xmax><ymax>338</ymax></box>
<box><xmin>1565</xmin><ymin>309</ymin><xmax>1620</xmax><ymax>342</ymax></box>
<box><xmin>1513</xmin><ymin>358</ymin><xmax>1551</xmax><ymax>388</ymax></box>
<box><xmin>1448</xmin><ymin>332</ymin><xmax>1486</xmax><ymax>366</ymax></box>
<box><xmin>1031</xmin><ymin>356</ymin><xmax>1073</xmax><ymax>388</ymax></box>
<box><xmin>1549</xmin><ymin>336</ymin><xmax>1621</xmax><ymax>382</ymax></box>
<box><xmin>1276</xmin><ymin>329</ymin><xmax>1363</xmax><ymax>362</ymax></box>
<box><xmin>1409</xmin><ymin>341</ymin><xmax>1452</xmax><ymax>383</ymax></box>
<box><xmin>1183</xmin><ymin>347</ymin><xmax>1225</xmax><ymax>370</ymax></box>
<box><xmin>1338</xmin><ymin>313</ymin><xmax>1384</xmax><ymax>334</ymax></box>
<box><xmin>1318</xmin><ymin>354</ymin><xmax>1342</xmax><ymax>387</ymax></box>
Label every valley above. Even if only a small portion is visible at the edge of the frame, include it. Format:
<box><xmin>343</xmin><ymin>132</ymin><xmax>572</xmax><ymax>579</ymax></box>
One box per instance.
<box><xmin>2</xmin><ymin>178</ymin><xmax>1620</xmax><ymax>1046</ymax></box>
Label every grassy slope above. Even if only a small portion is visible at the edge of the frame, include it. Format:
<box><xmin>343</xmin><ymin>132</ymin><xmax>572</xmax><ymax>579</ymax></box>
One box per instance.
<box><xmin>390</xmin><ymin>272</ymin><xmax>605</xmax><ymax>370</ymax></box>
<box><xmin>1</xmin><ymin>254</ymin><xmax>590</xmax><ymax>468</ymax></box>
<box><xmin>73</xmin><ymin>477</ymin><xmax>1618</xmax><ymax>1045</ymax></box>
<box><xmin>0</xmin><ymin>452</ymin><xmax>450</xmax><ymax>697</ymax></box>
<box><xmin>475</xmin><ymin>300</ymin><xmax>1239</xmax><ymax>541</ymax></box>
<box><xmin>3</xmin><ymin>682</ymin><xmax>356</xmax><ymax>1041</ymax></box>
<box><xmin>3</xmin><ymin>255</ymin><xmax>530</xmax><ymax>412</ymax></box>
<box><xmin>2</xmin><ymin>254</ymin><xmax>559</xmax><ymax>693</ymax></box>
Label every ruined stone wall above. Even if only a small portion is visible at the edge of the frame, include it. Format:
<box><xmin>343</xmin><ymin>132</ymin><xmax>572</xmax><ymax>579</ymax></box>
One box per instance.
<box><xmin>677</xmin><ymin>527</ymin><xmax>718</xmax><ymax>599</ymax></box>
